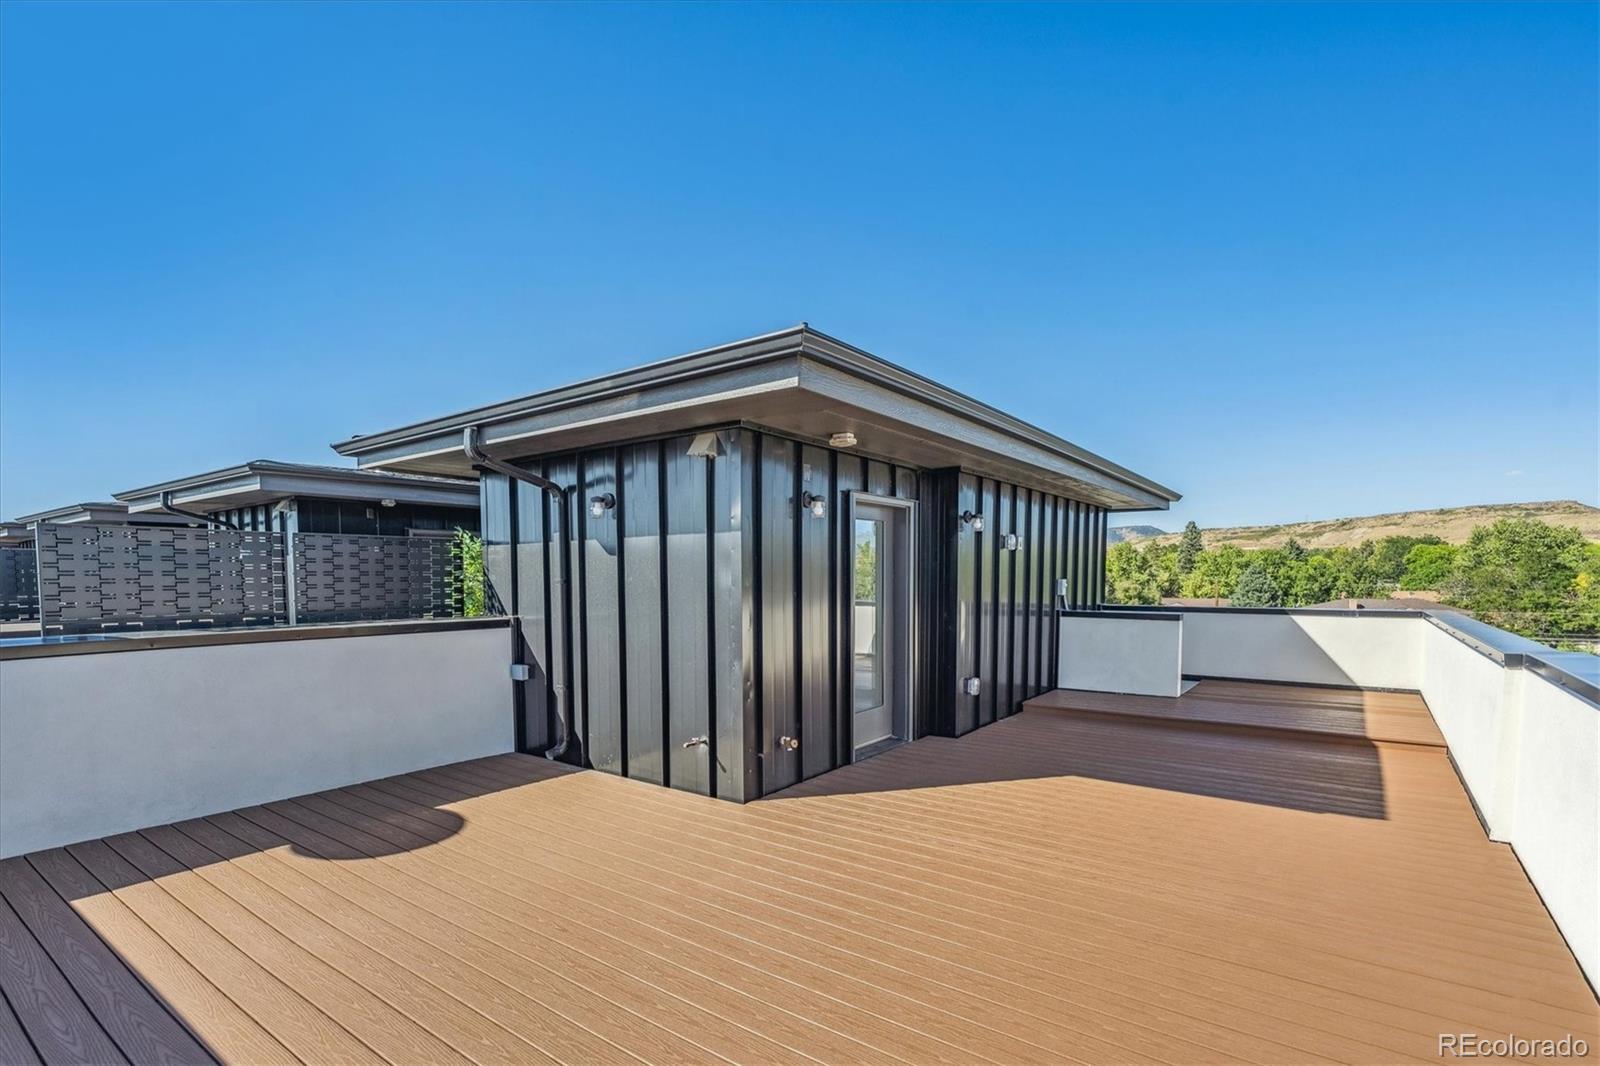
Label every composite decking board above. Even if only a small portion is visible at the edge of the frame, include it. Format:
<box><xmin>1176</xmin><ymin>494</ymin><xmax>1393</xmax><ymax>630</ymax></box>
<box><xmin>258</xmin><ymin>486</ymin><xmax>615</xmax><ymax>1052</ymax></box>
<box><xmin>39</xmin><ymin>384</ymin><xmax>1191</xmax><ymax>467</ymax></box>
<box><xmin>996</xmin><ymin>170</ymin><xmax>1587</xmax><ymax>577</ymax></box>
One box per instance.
<box><xmin>0</xmin><ymin>887</ymin><xmax>127</xmax><ymax>1065</ymax></box>
<box><xmin>0</xmin><ymin>856</ymin><xmax>212</xmax><ymax>1066</ymax></box>
<box><xmin>137</xmin><ymin>822</ymin><xmax>549</xmax><ymax>1066</ymax></box>
<box><xmin>365</xmin><ymin>768</ymin><xmax>1154</xmax><ymax>1066</ymax></box>
<box><xmin>0</xmin><ymin>984</ymin><xmax>42</xmax><ymax>1066</ymax></box>
<box><xmin>441</xmin><ymin>745</ymin><xmax>1587</xmax><ymax>1037</ymax></box>
<box><xmin>8</xmin><ymin>682</ymin><xmax>1597</xmax><ymax>1065</ymax></box>
<box><xmin>98</xmin><ymin>830</ymin><xmax>462</xmax><ymax>1066</ymax></box>
<box><xmin>64</xmin><ymin>838</ymin><xmax>380</xmax><ymax>1065</ymax></box>
<box><xmin>291</xmin><ymin>786</ymin><xmax>844</xmax><ymax>1066</ymax></box>
<box><xmin>23</xmin><ymin>848</ymin><xmax>291</xmax><ymax>1065</ymax></box>
<box><xmin>278</xmin><ymin>788</ymin><xmax>1000</xmax><ymax>1066</ymax></box>
<box><xmin>422</xmin><ymin>765</ymin><xmax>1561</xmax><ymax>1043</ymax></box>
<box><xmin>244</xmin><ymin>799</ymin><xmax>740</xmax><ymax>1066</ymax></box>
<box><xmin>1028</xmin><ymin>679</ymin><xmax>1447</xmax><ymax>747</ymax></box>
<box><xmin>401</xmin><ymin>763</ymin><xmax>1368</xmax><ymax>1065</ymax></box>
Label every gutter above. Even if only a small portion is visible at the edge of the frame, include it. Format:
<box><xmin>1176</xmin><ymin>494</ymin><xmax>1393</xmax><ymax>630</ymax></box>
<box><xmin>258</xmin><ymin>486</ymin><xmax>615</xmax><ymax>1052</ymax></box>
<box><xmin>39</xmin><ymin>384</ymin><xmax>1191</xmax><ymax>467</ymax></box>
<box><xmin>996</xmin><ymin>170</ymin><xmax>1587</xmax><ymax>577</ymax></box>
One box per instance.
<box><xmin>463</xmin><ymin>425</ymin><xmax>579</xmax><ymax>764</ymax></box>
<box><xmin>159</xmin><ymin>491</ymin><xmax>236</xmax><ymax>529</ymax></box>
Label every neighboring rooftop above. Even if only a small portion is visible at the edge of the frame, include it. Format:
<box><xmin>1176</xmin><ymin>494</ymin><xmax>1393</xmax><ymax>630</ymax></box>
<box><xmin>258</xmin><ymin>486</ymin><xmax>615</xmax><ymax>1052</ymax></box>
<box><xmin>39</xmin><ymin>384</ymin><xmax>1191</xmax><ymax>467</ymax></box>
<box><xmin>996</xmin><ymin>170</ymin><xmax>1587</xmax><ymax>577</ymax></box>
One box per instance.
<box><xmin>9</xmin><ymin>502</ymin><xmax>192</xmax><ymax>527</ymax></box>
<box><xmin>115</xmin><ymin>460</ymin><xmax>479</xmax><ymax>515</ymax></box>
<box><xmin>332</xmin><ymin>324</ymin><xmax>1181</xmax><ymax>511</ymax></box>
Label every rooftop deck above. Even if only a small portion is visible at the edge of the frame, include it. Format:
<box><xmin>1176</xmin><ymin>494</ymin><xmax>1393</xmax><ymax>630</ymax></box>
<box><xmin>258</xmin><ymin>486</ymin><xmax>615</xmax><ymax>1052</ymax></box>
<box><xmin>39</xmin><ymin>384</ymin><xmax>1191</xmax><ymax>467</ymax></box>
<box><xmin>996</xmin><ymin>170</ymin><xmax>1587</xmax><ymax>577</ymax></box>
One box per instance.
<box><xmin>1</xmin><ymin>682</ymin><xmax>1594</xmax><ymax>1064</ymax></box>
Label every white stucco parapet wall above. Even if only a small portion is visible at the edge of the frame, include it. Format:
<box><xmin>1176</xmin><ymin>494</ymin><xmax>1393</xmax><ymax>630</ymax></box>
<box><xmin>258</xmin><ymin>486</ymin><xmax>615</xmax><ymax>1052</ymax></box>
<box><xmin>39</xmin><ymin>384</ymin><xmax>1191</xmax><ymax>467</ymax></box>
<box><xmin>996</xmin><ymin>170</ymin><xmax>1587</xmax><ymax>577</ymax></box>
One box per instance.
<box><xmin>1058</xmin><ymin>611</ymin><xmax>1183</xmax><ymax>697</ymax></box>
<box><xmin>0</xmin><ymin>619</ymin><xmax>514</xmax><ymax>859</ymax></box>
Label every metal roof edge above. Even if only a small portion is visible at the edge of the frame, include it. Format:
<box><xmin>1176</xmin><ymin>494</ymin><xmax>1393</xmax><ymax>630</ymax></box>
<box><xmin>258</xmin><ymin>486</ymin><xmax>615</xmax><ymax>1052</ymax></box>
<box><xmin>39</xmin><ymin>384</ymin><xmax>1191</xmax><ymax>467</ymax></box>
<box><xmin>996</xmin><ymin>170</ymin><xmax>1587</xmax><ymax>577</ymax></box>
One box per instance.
<box><xmin>114</xmin><ymin>460</ymin><xmax>478</xmax><ymax>503</ymax></box>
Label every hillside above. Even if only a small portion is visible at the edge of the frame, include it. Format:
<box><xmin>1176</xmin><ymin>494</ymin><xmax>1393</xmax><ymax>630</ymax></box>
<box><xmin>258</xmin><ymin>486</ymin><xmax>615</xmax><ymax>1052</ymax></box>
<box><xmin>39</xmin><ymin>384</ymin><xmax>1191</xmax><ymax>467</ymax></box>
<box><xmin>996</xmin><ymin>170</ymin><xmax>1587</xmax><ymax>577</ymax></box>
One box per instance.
<box><xmin>1106</xmin><ymin>524</ymin><xmax>1167</xmax><ymax>545</ymax></box>
<box><xmin>1114</xmin><ymin>500</ymin><xmax>1600</xmax><ymax>551</ymax></box>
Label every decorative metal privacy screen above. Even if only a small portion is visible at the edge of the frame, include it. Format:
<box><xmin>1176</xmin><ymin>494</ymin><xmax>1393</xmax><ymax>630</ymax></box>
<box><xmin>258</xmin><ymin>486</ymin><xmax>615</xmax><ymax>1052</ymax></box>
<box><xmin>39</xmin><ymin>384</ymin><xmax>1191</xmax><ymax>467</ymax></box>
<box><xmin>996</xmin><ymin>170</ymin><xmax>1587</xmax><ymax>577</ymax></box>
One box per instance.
<box><xmin>290</xmin><ymin>532</ymin><xmax>461</xmax><ymax>623</ymax></box>
<box><xmin>0</xmin><ymin>546</ymin><xmax>39</xmax><ymax>622</ymax></box>
<box><xmin>36</xmin><ymin>524</ymin><xmax>286</xmax><ymax>635</ymax></box>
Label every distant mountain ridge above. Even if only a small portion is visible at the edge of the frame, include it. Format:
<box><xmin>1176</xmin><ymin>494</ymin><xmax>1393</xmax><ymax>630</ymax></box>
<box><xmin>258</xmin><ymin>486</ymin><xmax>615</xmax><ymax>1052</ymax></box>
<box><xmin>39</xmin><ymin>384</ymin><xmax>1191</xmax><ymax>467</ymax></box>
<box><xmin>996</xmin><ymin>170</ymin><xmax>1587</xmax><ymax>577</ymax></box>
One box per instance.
<box><xmin>1111</xmin><ymin>500</ymin><xmax>1600</xmax><ymax>551</ymax></box>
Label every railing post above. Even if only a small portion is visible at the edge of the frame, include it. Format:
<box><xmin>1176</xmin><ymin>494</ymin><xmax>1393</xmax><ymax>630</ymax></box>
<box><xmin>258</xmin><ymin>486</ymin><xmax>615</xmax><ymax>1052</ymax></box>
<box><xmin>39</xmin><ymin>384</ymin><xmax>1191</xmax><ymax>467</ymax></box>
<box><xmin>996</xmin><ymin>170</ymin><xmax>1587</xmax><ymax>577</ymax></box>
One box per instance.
<box><xmin>283</xmin><ymin>529</ymin><xmax>298</xmax><ymax>627</ymax></box>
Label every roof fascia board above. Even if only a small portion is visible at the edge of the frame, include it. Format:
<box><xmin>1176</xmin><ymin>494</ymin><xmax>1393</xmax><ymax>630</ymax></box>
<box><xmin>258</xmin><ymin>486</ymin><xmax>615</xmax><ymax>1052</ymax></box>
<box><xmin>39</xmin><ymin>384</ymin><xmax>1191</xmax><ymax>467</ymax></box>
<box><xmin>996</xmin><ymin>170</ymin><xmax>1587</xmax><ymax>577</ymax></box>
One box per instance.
<box><xmin>332</xmin><ymin>326</ymin><xmax>809</xmax><ymax>459</ymax></box>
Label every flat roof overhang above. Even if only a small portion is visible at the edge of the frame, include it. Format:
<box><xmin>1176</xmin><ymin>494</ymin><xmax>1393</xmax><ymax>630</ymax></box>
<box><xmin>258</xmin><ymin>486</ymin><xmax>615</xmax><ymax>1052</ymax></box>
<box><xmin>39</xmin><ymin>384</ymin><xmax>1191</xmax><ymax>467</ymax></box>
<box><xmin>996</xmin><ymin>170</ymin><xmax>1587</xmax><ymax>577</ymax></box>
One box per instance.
<box><xmin>115</xmin><ymin>461</ymin><xmax>480</xmax><ymax>516</ymax></box>
<box><xmin>332</xmin><ymin>326</ymin><xmax>1180</xmax><ymax>511</ymax></box>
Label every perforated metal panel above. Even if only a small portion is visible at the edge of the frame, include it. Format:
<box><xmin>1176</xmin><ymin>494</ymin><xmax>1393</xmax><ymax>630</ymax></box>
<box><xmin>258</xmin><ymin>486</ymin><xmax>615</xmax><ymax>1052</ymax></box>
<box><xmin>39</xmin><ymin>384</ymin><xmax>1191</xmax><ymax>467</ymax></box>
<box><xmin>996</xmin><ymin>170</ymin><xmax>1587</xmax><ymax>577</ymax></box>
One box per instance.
<box><xmin>36</xmin><ymin>524</ymin><xmax>285</xmax><ymax>634</ymax></box>
<box><xmin>291</xmin><ymin>532</ymin><xmax>460</xmax><ymax>623</ymax></box>
<box><xmin>0</xmin><ymin>546</ymin><xmax>39</xmax><ymax>622</ymax></box>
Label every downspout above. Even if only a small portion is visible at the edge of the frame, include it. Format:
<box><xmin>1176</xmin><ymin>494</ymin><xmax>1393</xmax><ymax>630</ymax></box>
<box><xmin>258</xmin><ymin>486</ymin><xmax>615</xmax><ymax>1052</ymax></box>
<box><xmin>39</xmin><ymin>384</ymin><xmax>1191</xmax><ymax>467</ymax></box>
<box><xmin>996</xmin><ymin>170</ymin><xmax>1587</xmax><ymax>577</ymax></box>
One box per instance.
<box><xmin>160</xmin><ymin>490</ymin><xmax>236</xmax><ymax>529</ymax></box>
<box><xmin>463</xmin><ymin>425</ymin><xmax>577</xmax><ymax>763</ymax></box>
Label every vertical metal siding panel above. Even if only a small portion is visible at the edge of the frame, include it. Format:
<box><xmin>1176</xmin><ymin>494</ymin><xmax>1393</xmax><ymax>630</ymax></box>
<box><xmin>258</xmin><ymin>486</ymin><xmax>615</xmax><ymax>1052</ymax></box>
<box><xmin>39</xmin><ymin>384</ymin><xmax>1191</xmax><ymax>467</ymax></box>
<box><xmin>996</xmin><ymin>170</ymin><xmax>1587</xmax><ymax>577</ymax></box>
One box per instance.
<box><xmin>713</xmin><ymin>429</ymin><xmax>757</xmax><ymax>801</ymax></box>
<box><xmin>1095</xmin><ymin>507</ymin><xmax>1108</xmax><ymax>606</ymax></box>
<box><xmin>664</xmin><ymin>435</ymin><xmax>712</xmax><ymax>795</ymax></box>
<box><xmin>514</xmin><ymin>466</ymin><xmax>552</xmax><ymax>750</ymax></box>
<box><xmin>834</xmin><ymin>454</ymin><xmax>864</xmax><ymax>764</ymax></box>
<box><xmin>1033</xmin><ymin>492</ymin><xmax>1049</xmax><ymax>695</ymax></box>
<box><xmin>977</xmin><ymin>479</ymin><xmax>997</xmax><ymax>726</ymax></box>
<box><xmin>866</xmin><ymin>460</ymin><xmax>893</xmax><ymax>497</ymax></box>
<box><xmin>1073</xmin><ymin>501</ymin><xmax>1088</xmax><ymax>607</ymax></box>
<box><xmin>758</xmin><ymin>435</ymin><xmax>800</xmax><ymax>793</ymax></box>
<box><xmin>544</xmin><ymin>455</ymin><xmax>581</xmax><ymax>763</ymax></box>
<box><xmin>479</xmin><ymin>472</ymin><xmax>513</xmax><ymax>617</ymax></box>
<box><xmin>953</xmin><ymin>473</ymin><xmax>979</xmax><ymax>735</ymax></box>
<box><xmin>622</xmin><ymin>443</ymin><xmax>665</xmax><ymax>785</ymax></box>
<box><xmin>1047</xmin><ymin>495</ymin><xmax>1062</xmax><ymax>688</ymax></box>
<box><xmin>581</xmin><ymin>449</ymin><xmax>623</xmax><ymax>774</ymax></box>
<box><xmin>894</xmin><ymin>466</ymin><xmax>917</xmax><ymax>499</ymax></box>
<box><xmin>1004</xmin><ymin>486</ymin><xmax>1017</xmax><ymax>717</ymax></box>
<box><xmin>1013</xmin><ymin>489</ymin><xmax>1031</xmax><ymax>708</ymax></box>
<box><xmin>799</xmin><ymin>444</ymin><xmax>834</xmax><ymax>780</ymax></box>
<box><xmin>994</xmin><ymin>482</ymin><xmax>1013</xmax><ymax>720</ymax></box>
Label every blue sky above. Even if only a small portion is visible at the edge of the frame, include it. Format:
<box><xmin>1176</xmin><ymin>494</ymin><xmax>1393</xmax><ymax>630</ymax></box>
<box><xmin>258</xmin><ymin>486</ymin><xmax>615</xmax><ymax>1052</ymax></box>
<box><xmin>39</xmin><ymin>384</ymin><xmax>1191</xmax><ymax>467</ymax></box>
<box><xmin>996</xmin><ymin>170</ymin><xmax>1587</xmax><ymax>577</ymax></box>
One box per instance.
<box><xmin>1</xmin><ymin>2</ymin><xmax>1594</xmax><ymax>529</ymax></box>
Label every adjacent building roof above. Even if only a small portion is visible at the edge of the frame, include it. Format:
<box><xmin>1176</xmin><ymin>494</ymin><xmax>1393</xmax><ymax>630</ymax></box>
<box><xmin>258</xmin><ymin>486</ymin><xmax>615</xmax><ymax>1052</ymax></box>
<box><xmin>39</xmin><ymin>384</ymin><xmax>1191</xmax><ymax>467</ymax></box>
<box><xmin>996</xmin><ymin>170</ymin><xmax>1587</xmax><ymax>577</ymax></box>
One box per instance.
<box><xmin>115</xmin><ymin>460</ymin><xmax>479</xmax><ymax>515</ymax></box>
<box><xmin>9</xmin><ymin>502</ymin><xmax>193</xmax><ymax>527</ymax></box>
<box><xmin>332</xmin><ymin>324</ymin><xmax>1180</xmax><ymax>511</ymax></box>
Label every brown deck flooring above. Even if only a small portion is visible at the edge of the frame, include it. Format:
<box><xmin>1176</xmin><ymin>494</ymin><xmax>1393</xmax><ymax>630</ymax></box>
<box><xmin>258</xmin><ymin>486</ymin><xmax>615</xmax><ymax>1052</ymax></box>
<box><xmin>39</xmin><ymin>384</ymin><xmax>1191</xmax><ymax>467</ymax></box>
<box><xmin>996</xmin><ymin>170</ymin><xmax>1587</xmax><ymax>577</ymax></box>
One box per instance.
<box><xmin>1029</xmin><ymin>678</ymin><xmax>1447</xmax><ymax>747</ymax></box>
<box><xmin>1</xmin><ymin>683</ymin><xmax>1595</xmax><ymax>1064</ymax></box>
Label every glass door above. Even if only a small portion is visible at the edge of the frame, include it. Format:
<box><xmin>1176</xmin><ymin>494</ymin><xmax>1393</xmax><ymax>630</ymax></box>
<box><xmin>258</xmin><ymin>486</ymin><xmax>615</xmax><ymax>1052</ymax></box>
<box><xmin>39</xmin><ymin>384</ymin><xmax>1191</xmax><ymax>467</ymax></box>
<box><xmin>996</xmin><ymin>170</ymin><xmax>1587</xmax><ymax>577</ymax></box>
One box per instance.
<box><xmin>851</xmin><ymin>495</ymin><xmax>912</xmax><ymax>757</ymax></box>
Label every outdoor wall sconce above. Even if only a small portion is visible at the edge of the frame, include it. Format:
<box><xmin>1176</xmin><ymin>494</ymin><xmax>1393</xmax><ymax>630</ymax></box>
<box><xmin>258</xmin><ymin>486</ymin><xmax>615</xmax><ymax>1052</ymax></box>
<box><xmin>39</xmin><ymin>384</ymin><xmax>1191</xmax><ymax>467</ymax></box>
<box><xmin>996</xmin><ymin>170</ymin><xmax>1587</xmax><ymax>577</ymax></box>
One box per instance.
<box><xmin>802</xmin><ymin>492</ymin><xmax>827</xmax><ymax>518</ymax></box>
<box><xmin>589</xmin><ymin>492</ymin><xmax>616</xmax><ymax>519</ymax></box>
<box><xmin>960</xmin><ymin>510</ymin><xmax>985</xmax><ymax>532</ymax></box>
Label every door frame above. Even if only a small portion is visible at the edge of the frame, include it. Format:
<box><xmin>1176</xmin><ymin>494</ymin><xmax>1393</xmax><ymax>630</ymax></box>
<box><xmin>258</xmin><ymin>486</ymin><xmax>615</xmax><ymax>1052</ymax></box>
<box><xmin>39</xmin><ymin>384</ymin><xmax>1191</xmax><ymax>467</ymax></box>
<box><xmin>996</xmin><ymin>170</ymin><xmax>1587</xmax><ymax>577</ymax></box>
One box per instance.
<box><xmin>844</xmin><ymin>491</ymin><xmax>916</xmax><ymax>761</ymax></box>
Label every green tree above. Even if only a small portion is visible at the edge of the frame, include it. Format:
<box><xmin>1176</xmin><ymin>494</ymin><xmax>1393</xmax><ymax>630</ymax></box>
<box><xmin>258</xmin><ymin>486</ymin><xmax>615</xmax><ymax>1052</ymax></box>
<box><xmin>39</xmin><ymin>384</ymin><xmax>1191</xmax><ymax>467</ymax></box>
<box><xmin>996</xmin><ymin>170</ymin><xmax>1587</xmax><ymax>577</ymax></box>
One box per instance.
<box><xmin>1232</xmin><ymin>562</ymin><xmax>1283</xmax><ymax>607</ymax></box>
<box><xmin>1283</xmin><ymin>537</ymin><xmax>1307</xmax><ymax>563</ymax></box>
<box><xmin>1288</xmin><ymin>555</ymin><xmax>1339</xmax><ymax>605</ymax></box>
<box><xmin>1370</xmin><ymin>535</ymin><xmax>1442</xmax><ymax>584</ymax></box>
<box><xmin>1105</xmin><ymin>543</ymin><xmax>1163</xmax><ymax>605</ymax></box>
<box><xmin>1442</xmin><ymin>519</ymin><xmax>1595</xmax><ymax>637</ymax></box>
<box><xmin>453</xmin><ymin>529</ymin><xmax>485</xmax><ymax>617</ymax></box>
<box><xmin>1176</xmin><ymin>521</ymin><xmax>1204</xmax><ymax>575</ymax></box>
<box><xmin>1181</xmin><ymin>544</ymin><xmax>1246</xmax><ymax>601</ymax></box>
<box><xmin>1399</xmin><ymin>543</ymin><xmax>1458</xmax><ymax>590</ymax></box>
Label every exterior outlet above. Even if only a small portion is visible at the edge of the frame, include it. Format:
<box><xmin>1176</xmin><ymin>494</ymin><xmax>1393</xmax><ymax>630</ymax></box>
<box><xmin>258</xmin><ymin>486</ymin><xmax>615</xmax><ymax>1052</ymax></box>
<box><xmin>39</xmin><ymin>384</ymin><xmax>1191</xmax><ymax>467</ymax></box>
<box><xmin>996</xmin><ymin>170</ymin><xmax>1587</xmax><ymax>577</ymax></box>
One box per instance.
<box><xmin>509</xmin><ymin>663</ymin><xmax>532</xmax><ymax>682</ymax></box>
<box><xmin>963</xmin><ymin>676</ymin><xmax>981</xmax><ymax>696</ymax></box>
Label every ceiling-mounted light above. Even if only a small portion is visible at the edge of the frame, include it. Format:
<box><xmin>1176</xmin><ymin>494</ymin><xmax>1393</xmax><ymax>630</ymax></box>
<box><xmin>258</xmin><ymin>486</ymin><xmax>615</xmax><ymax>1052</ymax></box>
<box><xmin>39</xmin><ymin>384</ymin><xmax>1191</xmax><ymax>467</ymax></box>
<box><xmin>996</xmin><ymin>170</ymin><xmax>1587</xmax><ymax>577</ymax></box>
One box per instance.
<box><xmin>828</xmin><ymin>431</ymin><xmax>858</xmax><ymax>449</ymax></box>
<box><xmin>379</xmin><ymin>498</ymin><xmax>397</xmax><ymax>508</ymax></box>
<box><xmin>589</xmin><ymin>492</ymin><xmax>616</xmax><ymax>519</ymax></box>
<box><xmin>801</xmin><ymin>491</ymin><xmax>827</xmax><ymax>519</ymax></box>
<box><xmin>960</xmin><ymin>510</ymin><xmax>985</xmax><ymax>532</ymax></box>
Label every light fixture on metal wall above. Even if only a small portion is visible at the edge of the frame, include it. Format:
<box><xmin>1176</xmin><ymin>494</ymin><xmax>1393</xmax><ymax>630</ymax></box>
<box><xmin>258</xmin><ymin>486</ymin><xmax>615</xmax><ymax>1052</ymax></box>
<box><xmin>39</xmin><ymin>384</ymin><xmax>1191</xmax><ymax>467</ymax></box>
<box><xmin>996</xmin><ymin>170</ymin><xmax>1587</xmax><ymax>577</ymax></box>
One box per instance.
<box><xmin>828</xmin><ymin>431</ymin><xmax>858</xmax><ymax>449</ymax></box>
<box><xmin>589</xmin><ymin>492</ymin><xmax>616</xmax><ymax>519</ymax></box>
<box><xmin>960</xmin><ymin>510</ymin><xmax>985</xmax><ymax>532</ymax></box>
<box><xmin>801</xmin><ymin>491</ymin><xmax>827</xmax><ymax>519</ymax></box>
<box><xmin>1003</xmin><ymin>532</ymin><xmax>1021</xmax><ymax>551</ymax></box>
